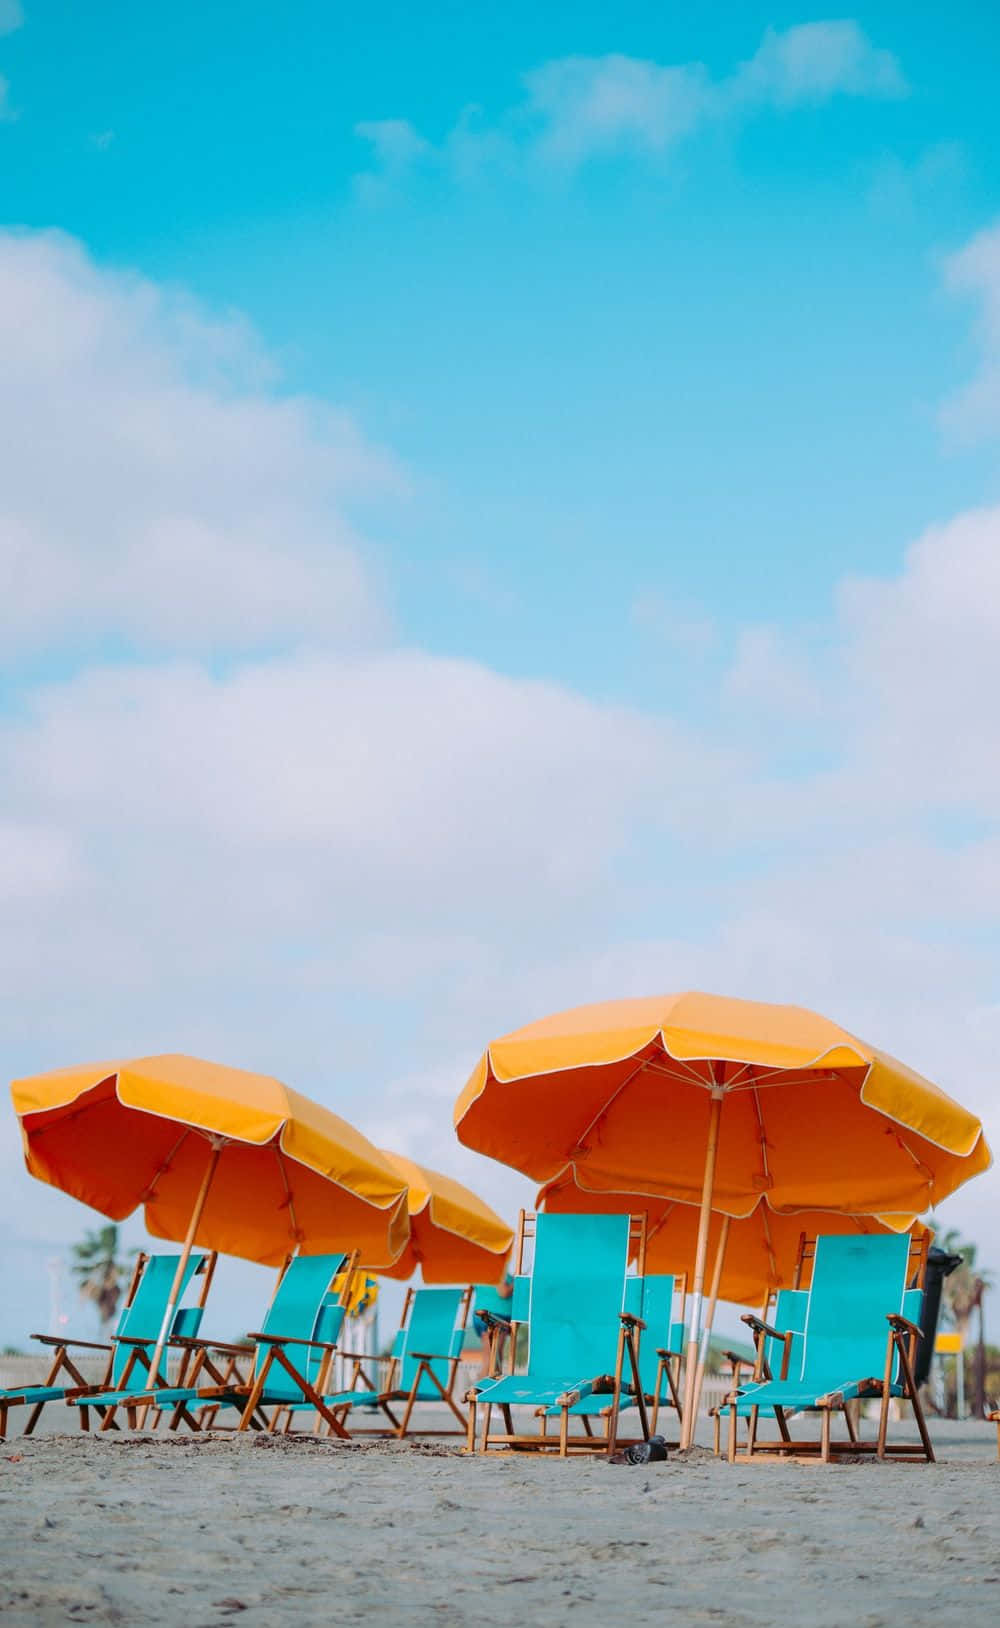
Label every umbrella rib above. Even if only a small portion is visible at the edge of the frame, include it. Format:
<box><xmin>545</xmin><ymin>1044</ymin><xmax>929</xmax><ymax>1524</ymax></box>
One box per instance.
<box><xmin>569</xmin><ymin>1057</ymin><xmax>652</xmax><ymax>1154</ymax></box>
<box><xmin>138</xmin><ymin>1127</ymin><xmax>192</xmax><ymax>1203</ymax></box>
<box><xmin>751</xmin><ymin>1084</ymin><xmax>773</xmax><ymax>1193</ymax></box>
<box><xmin>643</xmin><ymin>1055</ymin><xmax>715</xmax><ymax>1088</ymax></box>
<box><xmin>275</xmin><ymin>1146</ymin><xmax>302</xmax><ymax>1245</ymax></box>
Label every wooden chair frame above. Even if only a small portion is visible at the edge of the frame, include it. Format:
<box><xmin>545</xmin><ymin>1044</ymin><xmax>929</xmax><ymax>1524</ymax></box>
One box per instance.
<box><xmin>1</xmin><ymin>1252</ymin><xmax>216</xmax><ymax>1439</ymax></box>
<box><xmin>725</xmin><ymin>1231</ymin><xmax>934</xmax><ymax>1464</ymax></box>
<box><xmin>99</xmin><ymin>1250</ymin><xmax>360</xmax><ymax>1436</ymax></box>
<box><xmin>711</xmin><ymin>1228</ymin><xmax>930</xmax><ymax>1457</ymax></box>
<box><xmin>336</xmin><ymin>1284</ymin><xmax>474</xmax><ymax>1439</ymax></box>
<box><xmin>466</xmin><ymin>1209</ymin><xmax>652</xmax><ymax>1457</ymax></box>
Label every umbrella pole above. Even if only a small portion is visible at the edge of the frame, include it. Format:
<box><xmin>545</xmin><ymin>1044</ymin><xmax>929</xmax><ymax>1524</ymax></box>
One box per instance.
<box><xmin>681</xmin><ymin>1085</ymin><xmax>724</xmax><ymax>1448</ymax></box>
<box><xmin>141</xmin><ymin>1141</ymin><xmax>222</xmax><ymax>1417</ymax></box>
<box><xmin>690</xmin><ymin>1213</ymin><xmax>730</xmax><ymax>1431</ymax></box>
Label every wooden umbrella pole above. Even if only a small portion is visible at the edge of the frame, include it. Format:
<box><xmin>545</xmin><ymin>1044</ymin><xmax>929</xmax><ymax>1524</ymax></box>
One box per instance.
<box><xmin>690</xmin><ymin>1212</ymin><xmax>730</xmax><ymax>1430</ymax></box>
<box><xmin>681</xmin><ymin>1085</ymin><xmax>724</xmax><ymax>1448</ymax></box>
<box><xmin>141</xmin><ymin>1140</ymin><xmax>223</xmax><ymax>1418</ymax></box>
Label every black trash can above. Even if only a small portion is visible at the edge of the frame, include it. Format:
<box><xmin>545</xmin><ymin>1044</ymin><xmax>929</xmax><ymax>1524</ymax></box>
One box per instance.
<box><xmin>914</xmin><ymin>1246</ymin><xmax>964</xmax><ymax>1388</ymax></box>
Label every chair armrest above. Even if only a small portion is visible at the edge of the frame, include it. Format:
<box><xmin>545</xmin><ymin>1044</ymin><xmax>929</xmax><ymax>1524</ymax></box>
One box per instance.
<box><xmin>247</xmin><ymin>1332</ymin><xmax>338</xmax><ymax>1353</ymax></box>
<box><xmin>721</xmin><ymin>1350</ymin><xmax>747</xmax><ymax>1367</ymax></box>
<box><xmin>887</xmin><ymin>1314</ymin><xmax>923</xmax><ymax>1340</ymax></box>
<box><xmin>336</xmin><ymin>1349</ymin><xmax>384</xmax><ymax>1362</ymax></box>
<box><xmin>619</xmin><ymin>1313</ymin><xmax>647</xmax><ymax>1332</ymax></box>
<box><xmin>408</xmin><ymin>1350</ymin><xmax>455</xmax><ymax>1363</ymax></box>
<box><xmin>160</xmin><ymin>1335</ymin><xmax>250</xmax><ymax>1356</ymax></box>
<box><xmin>474</xmin><ymin>1309</ymin><xmax>510</xmax><ymax>1331</ymax></box>
<box><xmin>742</xmin><ymin>1314</ymin><xmax>789</xmax><ymax>1344</ymax></box>
<box><xmin>555</xmin><ymin>1373</ymin><xmax>617</xmax><ymax>1408</ymax></box>
<box><xmin>30</xmin><ymin>1334</ymin><xmax>111</xmax><ymax>1352</ymax></box>
<box><xmin>655</xmin><ymin>1346</ymin><xmax>683</xmax><ymax>1361</ymax></box>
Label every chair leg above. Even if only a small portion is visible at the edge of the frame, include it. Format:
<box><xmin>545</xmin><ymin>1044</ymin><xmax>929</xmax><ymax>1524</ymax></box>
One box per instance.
<box><xmin>23</xmin><ymin>1400</ymin><xmax>47</xmax><ymax>1436</ymax></box>
<box><xmin>479</xmin><ymin>1403</ymin><xmax>492</xmax><ymax>1454</ymax></box>
<box><xmin>820</xmin><ymin>1408</ymin><xmax>832</xmax><ymax>1462</ymax></box>
<box><xmin>466</xmin><ymin>1399</ymin><xmax>477</xmax><ymax>1453</ymax></box>
<box><xmin>748</xmin><ymin>1405</ymin><xmax>760</xmax><ymax>1453</ymax></box>
<box><xmin>727</xmin><ymin>1403</ymin><xmax>738</xmax><ymax>1463</ymax></box>
<box><xmin>844</xmin><ymin>1402</ymin><xmax>858</xmax><ymax>1444</ymax></box>
<box><xmin>0</xmin><ymin>1403</ymin><xmax>6</xmax><ymax>1440</ymax></box>
<box><xmin>558</xmin><ymin>1406</ymin><xmax>569</xmax><ymax>1458</ymax></box>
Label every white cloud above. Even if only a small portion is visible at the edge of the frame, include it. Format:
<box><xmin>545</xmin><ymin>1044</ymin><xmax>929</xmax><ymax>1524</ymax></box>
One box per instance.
<box><xmin>0</xmin><ymin>231</ymin><xmax>393</xmax><ymax>657</ymax></box>
<box><xmin>4</xmin><ymin>220</ymin><xmax>1000</xmax><ymax>1347</ymax></box>
<box><xmin>522</xmin><ymin>54</ymin><xmax>710</xmax><ymax>162</ymax></box>
<box><xmin>355</xmin><ymin>20</ymin><xmax>906</xmax><ymax>186</ymax></box>
<box><xmin>732</xmin><ymin>21</ymin><xmax>906</xmax><ymax>108</ymax></box>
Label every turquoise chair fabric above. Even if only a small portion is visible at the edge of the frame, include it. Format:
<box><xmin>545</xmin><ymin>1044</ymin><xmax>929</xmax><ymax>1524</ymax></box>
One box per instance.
<box><xmin>321</xmin><ymin>1286</ymin><xmax>468</xmax><ymax>1412</ymax></box>
<box><xmin>111</xmin><ymin>1253</ymin><xmax>348</xmax><ymax>1414</ymax></box>
<box><xmin>473</xmin><ymin>1212</ymin><xmax>632</xmax><ymax>1410</ymax></box>
<box><xmin>52</xmin><ymin>1253</ymin><xmax>207</xmax><ymax>1412</ymax></box>
<box><xmin>393</xmin><ymin>1288</ymin><xmax>466</xmax><ymax>1399</ymax></box>
<box><xmin>544</xmin><ymin>1272</ymin><xmax>682</xmax><ymax>1418</ymax></box>
<box><xmin>714</xmin><ymin>1286</ymin><xmax>808</xmax><ymax>1422</ymax></box>
<box><xmin>731</xmin><ymin>1234</ymin><xmax>912</xmax><ymax>1414</ymax></box>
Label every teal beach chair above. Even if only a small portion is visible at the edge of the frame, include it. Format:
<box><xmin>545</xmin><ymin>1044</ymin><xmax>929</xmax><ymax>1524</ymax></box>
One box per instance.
<box><xmin>710</xmin><ymin>1286</ymin><xmax>809</xmax><ymax>1456</ymax></box>
<box><xmin>537</xmin><ymin>1271</ymin><xmax>686</xmax><ymax>1446</ymax></box>
<box><xmin>467</xmin><ymin>1210</ymin><xmax>649</xmax><ymax>1457</ymax></box>
<box><xmin>0</xmin><ymin>1251</ymin><xmax>214</xmax><ymax>1440</ymax></box>
<box><xmin>321</xmin><ymin>1284</ymin><xmax>473</xmax><ymax>1438</ymax></box>
<box><xmin>725</xmin><ymin>1233</ymin><xmax>933</xmax><ymax>1462</ymax></box>
<box><xmin>92</xmin><ymin>1252</ymin><xmax>355</xmax><ymax>1436</ymax></box>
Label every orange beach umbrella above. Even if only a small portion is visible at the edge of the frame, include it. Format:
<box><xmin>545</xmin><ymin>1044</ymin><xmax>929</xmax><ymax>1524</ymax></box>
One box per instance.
<box><xmin>378</xmin><ymin>1150</ymin><xmax>513</xmax><ymax>1285</ymax></box>
<box><xmin>537</xmin><ymin>1167</ymin><xmax>923</xmax><ymax>1308</ymax></box>
<box><xmin>455</xmin><ymin>991</ymin><xmax>990</xmax><ymax>1444</ymax></box>
<box><xmin>12</xmin><ymin>1054</ymin><xmax>411</xmax><ymax>1383</ymax></box>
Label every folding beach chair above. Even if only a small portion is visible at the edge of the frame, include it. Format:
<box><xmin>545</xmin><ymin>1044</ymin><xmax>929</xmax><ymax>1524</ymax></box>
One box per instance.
<box><xmin>724</xmin><ymin>1232</ymin><xmax>933</xmax><ymax>1463</ymax></box>
<box><xmin>535</xmin><ymin>1271</ymin><xmax>687</xmax><ymax>1447</ymax></box>
<box><xmin>0</xmin><ymin>1251</ymin><xmax>214</xmax><ymax>1440</ymax></box>
<box><xmin>467</xmin><ymin>1210</ymin><xmax>650</xmax><ymax>1457</ymax></box>
<box><xmin>319</xmin><ymin>1285</ymin><xmax>473</xmax><ymax>1438</ymax></box>
<box><xmin>84</xmin><ymin>1252</ymin><xmax>356</xmax><ymax>1436</ymax></box>
<box><xmin>709</xmin><ymin>1287</ymin><xmax>809</xmax><ymax>1456</ymax></box>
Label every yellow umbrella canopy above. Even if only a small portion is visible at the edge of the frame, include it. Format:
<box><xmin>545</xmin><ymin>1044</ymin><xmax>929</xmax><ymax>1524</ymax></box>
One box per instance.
<box><xmin>11</xmin><ymin>1055</ymin><xmax>411</xmax><ymax>1269</ymax></box>
<box><xmin>456</xmin><ymin>992</ymin><xmax>989</xmax><ymax>1216</ymax></box>
<box><xmin>378</xmin><ymin>1150</ymin><xmax>513</xmax><ymax>1285</ymax></box>
<box><xmin>455</xmin><ymin>991</ymin><xmax>990</xmax><ymax>1444</ymax></box>
<box><xmin>537</xmin><ymin>1168</ymin><xmax>923</xmax><ymax>1308</ymax></box>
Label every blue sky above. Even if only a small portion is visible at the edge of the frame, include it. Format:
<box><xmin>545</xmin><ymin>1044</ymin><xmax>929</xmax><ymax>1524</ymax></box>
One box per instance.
<box><xmin>2</xmin><ymin>5</ymin><xmax>999</xmax><ymax>1342</ymax></box>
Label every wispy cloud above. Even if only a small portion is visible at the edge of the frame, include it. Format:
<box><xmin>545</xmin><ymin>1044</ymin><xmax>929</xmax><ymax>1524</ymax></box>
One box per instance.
<box><xmin>940</xmin><ymin>220</ymin><xmax>1000</xmax><ymax>442</ymax></box>
<box><xmin>355</xmin><ymin>20</ymin><xmax>907</xmax><ymax>194</ymax></box>
<box><xmin>0</xmin><ymin>0</ymin><xmax>23</xmax><ymax>39</ymax></box>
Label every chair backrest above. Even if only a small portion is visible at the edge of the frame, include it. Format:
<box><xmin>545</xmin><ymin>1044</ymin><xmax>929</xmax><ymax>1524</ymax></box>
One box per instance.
<box><xmin>632</xmin><ymin>1274</ymin><xmax>677</xmax><ymax>1396</ymax></box>
<box><xmin>392</xmin><ymin>1287</ymin><xmax>467</xmax><ymax>1395</ymax></box>
<box><xmin>522</xmin><ymin>1213</ymin><xmax>631</xmax><ymax>1380</ymax></box>
<box><xmin>798</xmin><ymin>1234</ymin><xmax>910</xmax><ymax>1389</ymax></box>
<box><xmin>252</xmin><ymin>1253</ymin><xmax>347</xmax><ymax>1399</ymax></box>
<box><xmin>111</xmin><ymin>1253</ymin><xmax>206</xmax><ymax>1387</ymax></box>
<box><xmin>764</xmin><ymin>1288</ymin><xmax>809</xmax><ymax>1378</ymax></box>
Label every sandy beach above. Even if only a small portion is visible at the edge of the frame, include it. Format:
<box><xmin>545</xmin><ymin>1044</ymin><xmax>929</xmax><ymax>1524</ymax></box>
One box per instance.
<box><xmin>3</xmin><ymin>1415</ymin><xmax>998</xmax><ymax>1627</ymax></box>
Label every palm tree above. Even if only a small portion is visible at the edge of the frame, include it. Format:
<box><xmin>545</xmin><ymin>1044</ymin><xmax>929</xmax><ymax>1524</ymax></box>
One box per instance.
<box><xmin>71</xmin><ymin>1225</ymin><xmax>133</xmax><ymax>1330</ymax></box>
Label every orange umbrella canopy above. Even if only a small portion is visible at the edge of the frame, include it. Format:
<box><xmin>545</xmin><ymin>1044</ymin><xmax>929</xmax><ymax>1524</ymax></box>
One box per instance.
<box><xmin>378</xmin><ymin>1150</ymin><xmax>513</xmax><ymax>1285</ymax></box>
<box><xmin>537</xmin><ymin>1168</ymin><xmax>924</xmax><ymax>1307</ymax></box>
<box><xmin>12</xmin><ymin>1055</ymin><xmax>411</xmax><ymax>1269</ymax></box>
<box><xmin>455</xmin><ymin>992</ymin><xmax>990</xmax><ymax>1217</ymax></box>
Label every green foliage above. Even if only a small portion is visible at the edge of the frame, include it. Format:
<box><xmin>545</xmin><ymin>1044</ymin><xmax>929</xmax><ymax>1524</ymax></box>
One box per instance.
<box><xmin>71</xmin><ymin>1224</ymin><xmax>135</xmax><ymax>1330</ymax></box>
